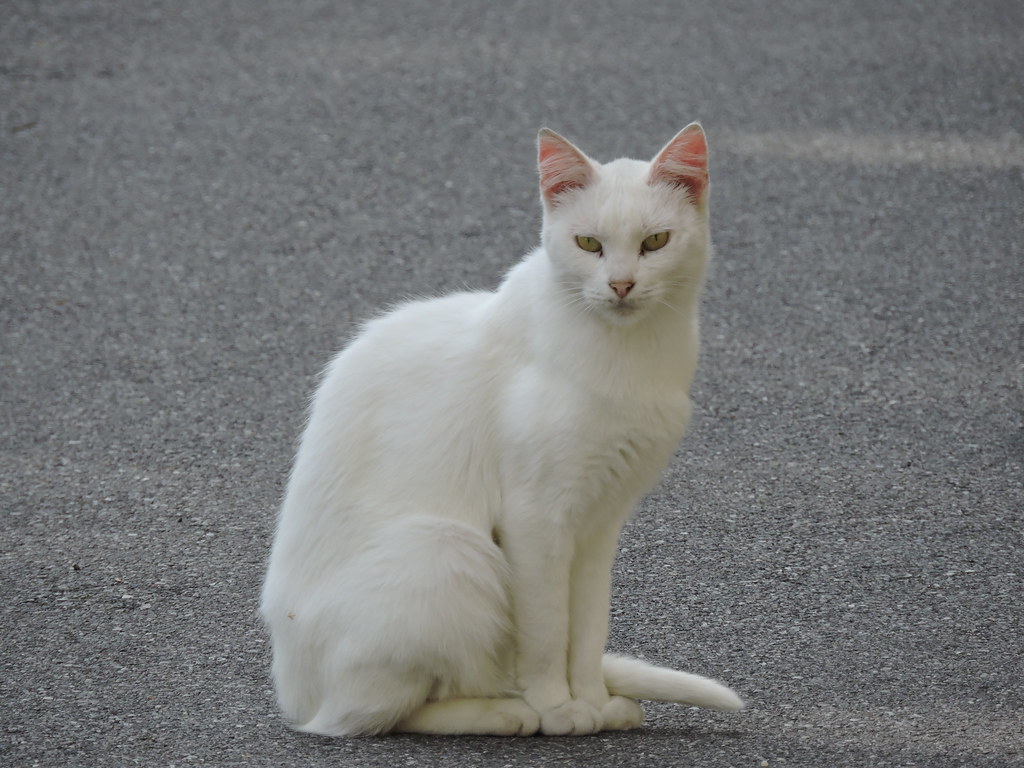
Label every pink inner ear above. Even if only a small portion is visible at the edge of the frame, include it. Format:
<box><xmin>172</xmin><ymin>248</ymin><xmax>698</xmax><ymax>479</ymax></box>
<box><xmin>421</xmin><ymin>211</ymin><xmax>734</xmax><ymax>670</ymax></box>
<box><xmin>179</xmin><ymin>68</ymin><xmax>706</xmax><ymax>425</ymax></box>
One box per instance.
<box><xmin>650</xmin><ymin>126</ymin><xmax>709</xmax><ymax>202</ymax></box>
<box><xmin>539</xmin><ymin>132</ymin><xmax>593</xmax><ymax>203</ymax></box>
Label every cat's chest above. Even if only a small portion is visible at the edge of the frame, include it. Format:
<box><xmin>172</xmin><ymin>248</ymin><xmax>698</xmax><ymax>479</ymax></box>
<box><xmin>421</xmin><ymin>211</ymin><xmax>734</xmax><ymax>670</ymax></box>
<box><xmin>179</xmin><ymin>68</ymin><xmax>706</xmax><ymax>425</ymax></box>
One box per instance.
<box><xmin>498</xmin><ymin>363</ymin><xmax>690</xmax><ymax>502</ymax></box>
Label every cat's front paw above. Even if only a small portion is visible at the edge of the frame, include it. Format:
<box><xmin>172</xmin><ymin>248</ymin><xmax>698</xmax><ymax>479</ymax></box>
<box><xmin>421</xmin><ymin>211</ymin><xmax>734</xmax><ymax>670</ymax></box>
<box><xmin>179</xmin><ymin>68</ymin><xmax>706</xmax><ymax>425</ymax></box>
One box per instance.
<box><xmin>600</xmin><ymin>695</ymin><xmax>644</xmax><ymax>730</ymax></box>
<box><xmin>480</xmin><ymin>699</ymin><xmax>541</xmax><ymax>736</ymax></box>
<box><xmin>539</xmin><ymin>699</ymin><xmax>603</xmax><ymax>736</ymax></box>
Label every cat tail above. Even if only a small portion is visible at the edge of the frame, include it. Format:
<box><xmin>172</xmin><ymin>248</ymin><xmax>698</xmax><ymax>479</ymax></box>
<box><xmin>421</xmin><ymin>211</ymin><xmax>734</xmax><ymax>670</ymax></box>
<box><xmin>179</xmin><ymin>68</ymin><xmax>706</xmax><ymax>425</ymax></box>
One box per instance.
<box><xmin>602</xmin><ymin>654</ymin><xmax>744</xmax><ymax>712</ymax></box>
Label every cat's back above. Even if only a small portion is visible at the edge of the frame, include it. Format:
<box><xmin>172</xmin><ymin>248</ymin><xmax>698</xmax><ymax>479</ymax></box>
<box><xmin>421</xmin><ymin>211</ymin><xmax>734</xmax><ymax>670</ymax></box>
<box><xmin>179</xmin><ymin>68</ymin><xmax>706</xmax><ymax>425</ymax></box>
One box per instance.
<box><xmin>318</xmin><ymin>290</ymin><xmax>498</xmax><ymax>404</ymax></box>
<box><xmin>319</xmin><ymin>249</ymin><xmax>547</xmax><ymax>413</ymax></box>
<box><xmin>268</xmin><ymin>287</ymin><xmax>508</xmax><ymax>580</ymax></box>
<box><xmin>287</xmin><ymin>287</ymin><xmax>508</xmax><ymax>516</ymax></box>
<box><xmin>309</xmin><ymin>287</ymin><xmax>504</xmax><ymax>431</ymax></box>
<box><xmin>345</xmin><ymin>289</ymin><xmax>490</xmax><ymax>361</ymax></box>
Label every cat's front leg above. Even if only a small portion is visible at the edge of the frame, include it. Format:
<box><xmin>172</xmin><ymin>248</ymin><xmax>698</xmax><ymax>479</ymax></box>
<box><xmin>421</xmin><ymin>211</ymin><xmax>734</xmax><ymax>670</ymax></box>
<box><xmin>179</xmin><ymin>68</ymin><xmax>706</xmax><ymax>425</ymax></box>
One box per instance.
<box><xmin>500</xmin><ymin>520</ymin><xmax>604</xmax><ymax>735</ymax></box>
<box><xmin>568</xmin><ymin>516</ymin><xmax>644</xmax><ymax>731</ymax></box>
<box><xmin>566</xmin><ymin>519</ymin><xmax>620</xmax><ymax>708</ymax></box>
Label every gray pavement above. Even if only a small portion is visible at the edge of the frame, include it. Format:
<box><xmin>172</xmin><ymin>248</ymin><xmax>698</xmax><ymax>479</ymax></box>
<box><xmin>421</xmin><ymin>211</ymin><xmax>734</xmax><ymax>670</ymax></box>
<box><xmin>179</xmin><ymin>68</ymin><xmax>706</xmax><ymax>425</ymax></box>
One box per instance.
<box><xmin>2</xmin><ymin>1</ymin><xmax>1022</xmax><ymax>766</ymax></box>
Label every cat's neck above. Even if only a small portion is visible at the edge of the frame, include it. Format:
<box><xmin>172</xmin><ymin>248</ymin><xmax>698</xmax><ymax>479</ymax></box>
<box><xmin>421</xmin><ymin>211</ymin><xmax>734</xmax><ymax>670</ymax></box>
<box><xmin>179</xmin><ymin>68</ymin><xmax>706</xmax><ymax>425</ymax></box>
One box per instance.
<box><xmin>496</xmin><ymin>249</ymin><xmax>701</xmax><ymax>400</ymax></box>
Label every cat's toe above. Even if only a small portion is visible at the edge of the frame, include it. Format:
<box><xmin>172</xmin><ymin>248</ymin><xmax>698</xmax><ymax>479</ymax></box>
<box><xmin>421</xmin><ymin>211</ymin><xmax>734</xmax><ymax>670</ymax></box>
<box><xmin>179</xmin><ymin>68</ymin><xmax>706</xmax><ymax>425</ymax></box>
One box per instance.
<box><xmin>540</xmin><ymin>700</ymin><xmax>603</xmax><ymax>736</ymax></box>
<box><xmin>600</xmin><ymin>696</ymin><xmax>644</xmax><ymax>730</ymax></box>
<box><xmin>483</xmin><ymin>699</ymin><xmax>541</xmax><ymax>736</ymax></box>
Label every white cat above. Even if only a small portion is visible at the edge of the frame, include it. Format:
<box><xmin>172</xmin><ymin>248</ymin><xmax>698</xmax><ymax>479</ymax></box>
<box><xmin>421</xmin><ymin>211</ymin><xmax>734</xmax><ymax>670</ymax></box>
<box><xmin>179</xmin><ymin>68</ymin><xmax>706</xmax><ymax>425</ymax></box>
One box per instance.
<box><xmin>260</xmin><ymin>124</ymin><xmax>744</xmax><ymax>737</ymax></box>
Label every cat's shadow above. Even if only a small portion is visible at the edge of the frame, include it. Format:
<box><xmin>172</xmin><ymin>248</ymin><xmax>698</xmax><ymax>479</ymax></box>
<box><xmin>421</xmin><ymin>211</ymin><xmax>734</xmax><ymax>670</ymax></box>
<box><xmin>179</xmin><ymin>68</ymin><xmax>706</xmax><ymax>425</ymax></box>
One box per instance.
<box><xmin>380</xmin><ymin>723</ymin><xmax>746</xmax><ymax>746</ymax></box>
<box><xmin>606</xmin><ymin>724</ymin><xmax>746</xmax><ymax>743</ymax></box>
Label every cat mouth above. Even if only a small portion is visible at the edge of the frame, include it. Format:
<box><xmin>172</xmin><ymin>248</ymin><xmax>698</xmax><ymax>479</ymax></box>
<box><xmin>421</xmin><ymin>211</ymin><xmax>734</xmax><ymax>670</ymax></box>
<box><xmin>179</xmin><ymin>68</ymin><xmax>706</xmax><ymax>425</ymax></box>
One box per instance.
<box><xmin>608</xmin><ymin>298</ymin><xmax>642</xmax><ymax>318</ymax></box>
<box><xmin>611</xmin><ymin>297</ymin><xmax>640</xmax><ymax>312</ymax></box>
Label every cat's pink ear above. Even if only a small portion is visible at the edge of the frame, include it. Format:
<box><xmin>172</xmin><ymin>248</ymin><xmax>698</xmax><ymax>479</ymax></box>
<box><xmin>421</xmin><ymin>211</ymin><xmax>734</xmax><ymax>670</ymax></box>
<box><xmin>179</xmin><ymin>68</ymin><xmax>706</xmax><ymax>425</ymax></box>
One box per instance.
<box><xmin>649</xmin><ymin>123</ymin><xmax>709</xmax><ymax>204</ymax></box>
<box><xmin>538</xmin><ymin>128</ymin><xmax>595</xmax><ymax>207</ymax></box>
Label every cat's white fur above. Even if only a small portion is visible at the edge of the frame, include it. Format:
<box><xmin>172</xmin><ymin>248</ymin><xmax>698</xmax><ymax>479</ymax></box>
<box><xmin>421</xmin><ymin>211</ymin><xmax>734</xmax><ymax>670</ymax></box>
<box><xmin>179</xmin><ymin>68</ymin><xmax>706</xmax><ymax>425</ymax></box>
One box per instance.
<box><xmin>260</xmin><ymin>124</ymin><xmax>743</xmax><ymax>737</ymax></box>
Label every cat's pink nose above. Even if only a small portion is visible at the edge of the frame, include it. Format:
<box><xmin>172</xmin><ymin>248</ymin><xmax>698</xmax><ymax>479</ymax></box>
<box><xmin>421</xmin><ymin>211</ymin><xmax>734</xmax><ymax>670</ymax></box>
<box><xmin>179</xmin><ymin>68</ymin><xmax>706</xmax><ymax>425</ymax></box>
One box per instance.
<box><xmin>609</xmin><ymin>280</ymin><xmax>635</xmax><ymax>298</ymax></box>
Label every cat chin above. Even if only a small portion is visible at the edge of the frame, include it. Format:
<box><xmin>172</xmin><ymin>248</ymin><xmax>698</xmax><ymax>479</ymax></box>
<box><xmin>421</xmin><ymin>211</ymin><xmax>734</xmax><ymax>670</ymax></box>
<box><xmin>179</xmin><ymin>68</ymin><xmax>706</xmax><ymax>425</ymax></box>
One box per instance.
<box><xmin>595</xmin><ymin>300</ymin><xmax>650</xmax><ymax>327</ymax></box>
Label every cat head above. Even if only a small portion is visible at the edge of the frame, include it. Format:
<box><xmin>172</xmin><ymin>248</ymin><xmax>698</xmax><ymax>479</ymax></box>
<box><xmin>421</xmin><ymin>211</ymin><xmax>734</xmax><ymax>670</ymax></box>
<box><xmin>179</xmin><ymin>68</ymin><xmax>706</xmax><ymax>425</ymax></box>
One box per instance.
<box><xmin>538</xmin><ymin>125</ymin><xmax>710</xmax><ymax>327</ymax></box>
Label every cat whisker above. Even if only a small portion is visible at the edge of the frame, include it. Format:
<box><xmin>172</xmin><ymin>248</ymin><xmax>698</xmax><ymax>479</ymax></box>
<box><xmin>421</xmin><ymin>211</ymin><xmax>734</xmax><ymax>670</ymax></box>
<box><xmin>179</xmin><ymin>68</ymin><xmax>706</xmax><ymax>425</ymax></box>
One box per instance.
<box><xmin>654</xmin><ymin>297</ymin><xmax>688</xmax><ymax>319</ymax></box>
<box><xmin>554</xmin><ymin>285</ymin><xmax>596</xmax><ymax>319</ymax></box>
<box><xmin>660</xmin><ymin>277</ymin><xmax>695</xmax><ymax>290</ymax></box>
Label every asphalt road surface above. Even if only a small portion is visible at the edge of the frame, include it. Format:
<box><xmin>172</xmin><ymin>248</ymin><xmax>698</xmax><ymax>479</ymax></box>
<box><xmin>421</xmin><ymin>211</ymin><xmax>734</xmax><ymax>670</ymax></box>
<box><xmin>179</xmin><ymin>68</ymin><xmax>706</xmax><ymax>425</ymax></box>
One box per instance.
<box><xmin>2</xmin><ymin>1</ymin><xmax>1022</xmax><ymax>766</ymax></box>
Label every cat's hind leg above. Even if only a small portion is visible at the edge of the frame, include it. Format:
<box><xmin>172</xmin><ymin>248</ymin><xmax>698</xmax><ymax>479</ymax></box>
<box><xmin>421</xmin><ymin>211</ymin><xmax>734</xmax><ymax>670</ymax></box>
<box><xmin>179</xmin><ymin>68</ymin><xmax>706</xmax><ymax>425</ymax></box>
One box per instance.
<box><xmin>397</xmin><ymin>697</ymin><xmax>540</xmax><ymax>736</ymax></box>
<box><xmin>297</xmin><ymin>664</ymin><xmax>434</xmax><ymax>736</ymax></box>
<box><xmin>599</xmin><ymin>696</ymin><xmax>644</xmax><ymax>730</ymax></box>
<box><xmin>294</xmin><ymin>517</ymin><xmax>514</xmax><ymax>736</ymax></box>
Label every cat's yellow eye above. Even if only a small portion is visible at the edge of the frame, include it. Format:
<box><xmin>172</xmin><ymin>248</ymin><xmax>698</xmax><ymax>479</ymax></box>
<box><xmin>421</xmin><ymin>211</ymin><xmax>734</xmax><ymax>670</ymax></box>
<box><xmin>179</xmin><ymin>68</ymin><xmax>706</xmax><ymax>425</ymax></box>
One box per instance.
<box><xmin>575</xmin><ymin>235</ymin><xmax>603</xmax><ymax>253</ymax></box>
<box><xmin>641</xmin><ymin>231</ymin><xmax>670</xmax><ymax>252</ymax></box>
